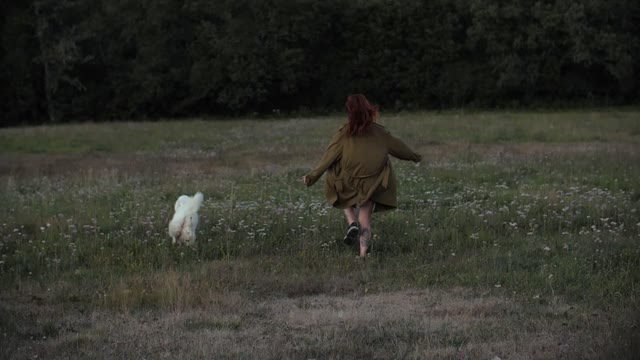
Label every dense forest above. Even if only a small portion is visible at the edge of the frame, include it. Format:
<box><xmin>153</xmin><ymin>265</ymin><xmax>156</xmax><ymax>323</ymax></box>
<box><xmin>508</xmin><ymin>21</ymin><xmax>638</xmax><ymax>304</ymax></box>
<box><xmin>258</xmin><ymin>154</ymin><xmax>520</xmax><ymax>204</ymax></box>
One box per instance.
<box><xmin>1</xmin><ymin>0</ymin><xmax>639</xmax><ymax>126</ymax></box>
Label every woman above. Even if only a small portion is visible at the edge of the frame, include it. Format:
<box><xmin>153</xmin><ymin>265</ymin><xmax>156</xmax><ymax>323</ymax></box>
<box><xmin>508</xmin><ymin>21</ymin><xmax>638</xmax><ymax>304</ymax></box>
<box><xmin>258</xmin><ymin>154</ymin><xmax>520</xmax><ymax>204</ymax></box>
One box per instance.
<box><xmin>302</xmin><ymin>94</ymin><xmax>422</xmax><ymax>257</ymax></box>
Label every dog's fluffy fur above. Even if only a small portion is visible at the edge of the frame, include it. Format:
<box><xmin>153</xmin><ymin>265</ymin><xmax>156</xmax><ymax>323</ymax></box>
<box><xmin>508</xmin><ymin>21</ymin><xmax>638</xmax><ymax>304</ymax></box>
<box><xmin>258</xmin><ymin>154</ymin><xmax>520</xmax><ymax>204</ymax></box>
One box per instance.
<box><xmin>168</xmin><ymin>192</ymin><xmax>204</xmax><ymax>245</ymax></box>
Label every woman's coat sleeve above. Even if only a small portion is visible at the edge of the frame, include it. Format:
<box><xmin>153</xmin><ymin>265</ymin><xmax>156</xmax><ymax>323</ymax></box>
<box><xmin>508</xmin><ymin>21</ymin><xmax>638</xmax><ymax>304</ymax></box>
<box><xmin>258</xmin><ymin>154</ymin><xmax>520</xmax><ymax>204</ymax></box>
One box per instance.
<box><xmin>305</xmin><ymin>130</ymin><xmax>344</xmax><ymax>186</ymax></box>
<box><xmin>386</xmin><ymin>133</ymin><xmax>422</xmax><ymax>162</ymax></box>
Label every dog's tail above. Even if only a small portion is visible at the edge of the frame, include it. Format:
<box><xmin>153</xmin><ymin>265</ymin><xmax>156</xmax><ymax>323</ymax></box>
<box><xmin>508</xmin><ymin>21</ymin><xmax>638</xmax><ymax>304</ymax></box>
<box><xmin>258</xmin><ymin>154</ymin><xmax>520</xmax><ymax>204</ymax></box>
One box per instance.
<box><xmin>175</xmin><ymin>192</ymin><xmax>204</xmax><ymax>216</ymax></box>
<box><xmin>191</xmin><ymin>192</ymin><xmax>204</xmax><ymax>211</ymax></box>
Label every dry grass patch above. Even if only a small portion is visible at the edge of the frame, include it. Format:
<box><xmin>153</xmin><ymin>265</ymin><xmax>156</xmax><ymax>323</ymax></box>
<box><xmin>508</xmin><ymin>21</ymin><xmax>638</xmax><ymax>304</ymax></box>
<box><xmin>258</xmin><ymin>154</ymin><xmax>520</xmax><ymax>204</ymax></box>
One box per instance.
<box><xmin>2</xmin><ymin>287</ymin><xmax>637</xmax><ymax>359</ymax></box>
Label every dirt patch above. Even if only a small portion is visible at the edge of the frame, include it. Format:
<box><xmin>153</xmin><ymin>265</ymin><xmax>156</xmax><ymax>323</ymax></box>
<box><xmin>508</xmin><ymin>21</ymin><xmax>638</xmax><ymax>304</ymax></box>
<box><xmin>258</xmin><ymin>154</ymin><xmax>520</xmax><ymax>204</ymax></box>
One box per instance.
<box><xmin>419</xmin><ymin>142</ymin><xmax>640</xmax><ymax>165</ymax></box>
<box><xmin>1</xmin><ymin>142</ymin><xmax>638</xmax><ymax>178</ymax></box>
<box><xmin>0</xmin><ymin>153</ymin><xmax>222</xmax><ymax>178</ymax></box>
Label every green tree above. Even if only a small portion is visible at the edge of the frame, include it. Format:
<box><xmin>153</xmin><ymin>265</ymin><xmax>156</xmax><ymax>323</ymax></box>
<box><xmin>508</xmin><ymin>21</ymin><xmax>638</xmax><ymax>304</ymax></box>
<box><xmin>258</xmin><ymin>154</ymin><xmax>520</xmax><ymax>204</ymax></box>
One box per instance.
<box><xmin>32</xmin><ymin>0</ymin><xmax>93</xmax><ymax>122</ymax></box>
<box><xmin>1</xmin><ymin>2</ymin><xmax>40</xmax><ymax>125</ymax></box>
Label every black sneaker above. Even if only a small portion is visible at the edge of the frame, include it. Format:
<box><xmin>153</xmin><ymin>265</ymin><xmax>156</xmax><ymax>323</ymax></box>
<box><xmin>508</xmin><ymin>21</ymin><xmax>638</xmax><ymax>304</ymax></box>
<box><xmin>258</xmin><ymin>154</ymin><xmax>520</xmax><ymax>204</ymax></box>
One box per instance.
<box><xmin>343</xmin><ymin>222</ymin><xmax>359</xmax><ymax>246</ymax></box>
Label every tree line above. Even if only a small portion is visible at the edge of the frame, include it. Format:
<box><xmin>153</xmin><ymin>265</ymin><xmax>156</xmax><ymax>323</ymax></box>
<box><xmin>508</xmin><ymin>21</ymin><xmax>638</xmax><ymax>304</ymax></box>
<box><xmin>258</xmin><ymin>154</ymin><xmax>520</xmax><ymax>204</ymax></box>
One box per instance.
<box><xmin>1</xmin><ymin>0</ymin><xmax>639</xmax><ymax>126</ymax></box>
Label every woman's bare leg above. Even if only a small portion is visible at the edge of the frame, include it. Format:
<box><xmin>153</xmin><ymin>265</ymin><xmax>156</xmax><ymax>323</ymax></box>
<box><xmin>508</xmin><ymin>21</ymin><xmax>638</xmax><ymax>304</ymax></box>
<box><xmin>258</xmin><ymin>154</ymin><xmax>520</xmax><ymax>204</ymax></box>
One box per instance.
<box><xmin>343</xmin><ymin>207</ymin><xmax>357</xmax><ymax>225</ymax></box>
<box><xmin>358</xmin><ymin>201</ymin><xmax>374</xmax><ymax>256</ymax></box>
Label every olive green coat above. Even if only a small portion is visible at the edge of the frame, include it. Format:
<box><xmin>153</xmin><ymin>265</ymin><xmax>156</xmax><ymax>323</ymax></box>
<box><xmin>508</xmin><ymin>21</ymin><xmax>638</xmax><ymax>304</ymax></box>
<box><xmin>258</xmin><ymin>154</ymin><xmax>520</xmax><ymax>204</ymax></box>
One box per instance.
<box><xmin>306</xmin><ymin>123</ymin><xmax>421</xmax><ymax>212</ymax></box>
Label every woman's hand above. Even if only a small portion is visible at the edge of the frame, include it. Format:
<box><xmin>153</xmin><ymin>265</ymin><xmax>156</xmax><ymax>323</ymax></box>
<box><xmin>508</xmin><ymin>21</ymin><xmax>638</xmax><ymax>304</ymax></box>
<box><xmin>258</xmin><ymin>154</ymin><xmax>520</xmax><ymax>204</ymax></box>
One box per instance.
<box><xmin>301</xmin><ymin>175</ymin><xmax>310</xmax><ymax>185</ymax></box>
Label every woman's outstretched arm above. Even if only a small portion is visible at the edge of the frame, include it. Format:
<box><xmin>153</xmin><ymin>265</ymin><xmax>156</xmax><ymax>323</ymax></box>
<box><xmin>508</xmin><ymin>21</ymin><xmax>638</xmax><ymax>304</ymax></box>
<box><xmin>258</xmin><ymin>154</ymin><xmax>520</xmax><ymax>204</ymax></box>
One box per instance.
<box><xmin>304</xmin><ymin>128</ymin><xmax>345</xmax><ymax>186</ymax></box>
<box><xmin>386</xmin><ymin>132</ymin><xmax>422</xmax><ymax>162</ymax></box>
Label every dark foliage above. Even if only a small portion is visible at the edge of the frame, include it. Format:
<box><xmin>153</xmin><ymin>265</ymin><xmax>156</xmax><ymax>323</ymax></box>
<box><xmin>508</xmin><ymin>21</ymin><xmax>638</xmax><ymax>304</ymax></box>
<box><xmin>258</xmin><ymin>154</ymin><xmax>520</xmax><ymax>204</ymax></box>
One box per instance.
<box><xmin>1</xmin><ymin>0</ymin><xmax>639</xmax><ymax>125</ymax></box>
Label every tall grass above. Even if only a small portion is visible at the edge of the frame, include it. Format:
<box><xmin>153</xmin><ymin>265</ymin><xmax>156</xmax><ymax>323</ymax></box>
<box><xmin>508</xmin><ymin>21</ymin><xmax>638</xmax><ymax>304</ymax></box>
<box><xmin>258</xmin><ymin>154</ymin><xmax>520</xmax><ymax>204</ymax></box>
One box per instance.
<box><xmin>1</xmin><ymin>110</ymin><xmax>638</xmax><ymax>311</ymax></box>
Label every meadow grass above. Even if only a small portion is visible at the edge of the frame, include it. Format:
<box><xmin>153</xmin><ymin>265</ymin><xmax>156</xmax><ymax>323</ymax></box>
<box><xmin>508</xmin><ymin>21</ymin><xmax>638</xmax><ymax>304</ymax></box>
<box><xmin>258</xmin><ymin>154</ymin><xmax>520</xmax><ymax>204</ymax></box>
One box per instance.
<box><xmin>1</xmin><ymin>109</ymin><xmax>639</xmax><ymax>359</ymax></box>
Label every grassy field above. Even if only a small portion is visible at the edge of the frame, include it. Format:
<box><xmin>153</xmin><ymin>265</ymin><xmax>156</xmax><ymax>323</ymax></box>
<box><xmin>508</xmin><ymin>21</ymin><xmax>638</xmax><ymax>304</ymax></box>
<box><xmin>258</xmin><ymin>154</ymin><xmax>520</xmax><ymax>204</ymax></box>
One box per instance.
<box><xmin>1</xmin><ymin>109</ymin><xmax>639</xmax><ymax>359</ymax></box>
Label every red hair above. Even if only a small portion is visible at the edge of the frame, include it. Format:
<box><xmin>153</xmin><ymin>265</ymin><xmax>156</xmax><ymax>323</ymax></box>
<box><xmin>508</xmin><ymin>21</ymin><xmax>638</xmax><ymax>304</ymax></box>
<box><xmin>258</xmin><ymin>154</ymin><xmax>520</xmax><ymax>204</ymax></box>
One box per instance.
<box><xmin>346</xmin><ymin>94</ymin><xmax>379</xmax><ymax>136</ymax></box>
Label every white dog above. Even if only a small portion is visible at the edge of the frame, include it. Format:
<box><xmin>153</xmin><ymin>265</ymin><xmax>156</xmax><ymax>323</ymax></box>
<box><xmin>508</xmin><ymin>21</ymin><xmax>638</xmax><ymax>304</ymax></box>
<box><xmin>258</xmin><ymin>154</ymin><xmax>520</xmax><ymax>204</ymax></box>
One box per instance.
<box><xmin>168</xmin><ymin>192</ymin><xmax>204</xmax><ymax>245</ymax></box>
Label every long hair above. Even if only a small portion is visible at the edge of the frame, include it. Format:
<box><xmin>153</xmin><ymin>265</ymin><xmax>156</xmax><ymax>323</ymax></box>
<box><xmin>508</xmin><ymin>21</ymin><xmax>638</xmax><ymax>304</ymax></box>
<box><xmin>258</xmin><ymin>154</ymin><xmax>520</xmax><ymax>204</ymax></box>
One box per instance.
<box><xmin>346</xmin><ymin>94</ymin><xmax>379</xmax><ymax>136</ymax></box>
